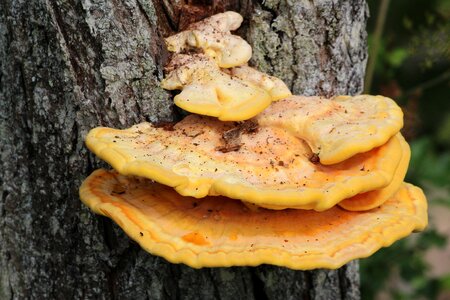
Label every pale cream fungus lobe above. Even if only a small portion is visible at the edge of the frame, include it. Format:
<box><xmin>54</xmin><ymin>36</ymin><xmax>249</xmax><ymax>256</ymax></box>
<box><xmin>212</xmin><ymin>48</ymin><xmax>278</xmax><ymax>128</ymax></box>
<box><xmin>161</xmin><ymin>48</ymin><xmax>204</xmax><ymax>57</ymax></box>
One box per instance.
<box><xmin>165</xmin><ymin>11</ymin><xmax>252</xmax><ymax>68</ymax></box>
<box><xmin>229</xmin><ymin>65</ymin><xmax>292</xmax><ymax>101</ymax></box>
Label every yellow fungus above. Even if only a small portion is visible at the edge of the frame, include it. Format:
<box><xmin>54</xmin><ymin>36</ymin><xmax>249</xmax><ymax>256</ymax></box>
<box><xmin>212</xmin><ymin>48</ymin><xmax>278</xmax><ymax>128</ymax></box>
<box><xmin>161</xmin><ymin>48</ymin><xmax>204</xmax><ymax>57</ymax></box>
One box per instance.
<box><xmin>80</xmin><ymin>169</ymin><xmax>427</xmax><ymax>270</ymax></box>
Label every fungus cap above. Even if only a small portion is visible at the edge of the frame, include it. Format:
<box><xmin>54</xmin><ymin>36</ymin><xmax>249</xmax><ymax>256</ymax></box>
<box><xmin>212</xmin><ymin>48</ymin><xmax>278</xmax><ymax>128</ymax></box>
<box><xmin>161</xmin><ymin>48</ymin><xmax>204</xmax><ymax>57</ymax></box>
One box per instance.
<box><xmin>256</xmin><ymin>95</ymin><xmax>404</xmax><ymax>165</ymax></box>
<box><xmin>161</xmin><ymin>54</ymin><xmax>288</xmax><ymax>121</ymax></box>
<box><xmin>338</xmin><ymin>134</ymin><xmax>410</xmax><ymax>211</ymax></box>
<box><xmin>252</xmin><ymin>134</ymin><xmax>410</xmax><ymax>211</ymax></box>
<box><xmin>79</xmin><ymin>169</ymin><xmax>427</xmax><ymax>270</ymax></box>
<box><xmin>165</xmin><ymin>11</ymin><xmax>252</xmax><ymax>68</ymax></box>
<box><xmin>229</xmin><ymin>65</ymin><xmax>291</xmax><ymax>101</ymax></box>
<box><xmin>85</xmin><ymin>115</ymin><xmax>403</xmax><ymax>211</ymax></box>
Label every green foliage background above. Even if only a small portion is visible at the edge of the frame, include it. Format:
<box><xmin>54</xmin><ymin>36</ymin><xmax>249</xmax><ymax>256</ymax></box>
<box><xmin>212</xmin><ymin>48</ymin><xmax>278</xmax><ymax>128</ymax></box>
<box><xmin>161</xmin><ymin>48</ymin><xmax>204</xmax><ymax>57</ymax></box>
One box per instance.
<box><xmin>361</xmin><ymin>0</ymin><xmax>450</xmax><ymax>299</ymax></box>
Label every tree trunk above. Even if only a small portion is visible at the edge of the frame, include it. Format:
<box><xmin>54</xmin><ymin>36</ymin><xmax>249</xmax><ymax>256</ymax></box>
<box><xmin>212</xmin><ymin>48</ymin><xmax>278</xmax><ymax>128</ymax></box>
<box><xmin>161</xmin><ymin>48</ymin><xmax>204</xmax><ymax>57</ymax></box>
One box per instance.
<box><xmin>0</xmin><ymin>0</ymin><xmax>368</xmax><ymax>299</ymax></box>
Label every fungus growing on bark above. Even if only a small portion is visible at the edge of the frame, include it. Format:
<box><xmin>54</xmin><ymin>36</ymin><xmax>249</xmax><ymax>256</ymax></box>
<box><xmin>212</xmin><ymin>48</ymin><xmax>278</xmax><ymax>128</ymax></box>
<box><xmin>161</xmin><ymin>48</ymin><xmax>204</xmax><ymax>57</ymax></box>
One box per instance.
<box><xmin>339</xmin><ymin>134</ymin><xmax>411</xmax><ymax>211</ymax></box>
<box><xmin>256</xmin><ymin>95</ymin><xmax>404</xmax><ymax>165</ymax></box>
<box><xmin>79</xmin><ymin>10</ymin><xmax>428</xmax><ymax>272</ymax></box>
<box><xmin>79</xmin><ymin>169</ymin><xmax>427</xmax><ymax>270</ymax></box>
<box><xmin>165</xmin><ymin>11</ymin><xmax>252</xmax><ymax>68</ymax></box>
<box><xmin>85</xmin><ymin>115</ymin><xmax>404</xmax><ymax>211</ymax></box>
<box><xmin>161</xmin><ymin>54</ymin><xmax>290</xmax><ymax>121</ymax></box>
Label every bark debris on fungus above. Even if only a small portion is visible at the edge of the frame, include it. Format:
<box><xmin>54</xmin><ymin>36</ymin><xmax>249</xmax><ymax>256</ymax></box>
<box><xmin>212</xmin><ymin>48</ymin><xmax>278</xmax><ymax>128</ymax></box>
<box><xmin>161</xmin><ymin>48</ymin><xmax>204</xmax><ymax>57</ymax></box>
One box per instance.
<box><xmin>79</xmin><ymin>11</ymin><xmax>428</xmax><ymax>270</ymax></box>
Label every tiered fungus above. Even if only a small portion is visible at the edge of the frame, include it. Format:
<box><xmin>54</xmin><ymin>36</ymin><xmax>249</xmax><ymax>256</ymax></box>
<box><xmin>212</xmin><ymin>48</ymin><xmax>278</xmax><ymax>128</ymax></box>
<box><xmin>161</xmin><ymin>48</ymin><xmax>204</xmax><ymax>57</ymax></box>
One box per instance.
<box><xmin>163</xmin><ymin>12</ymin><xmax>291</xmax><ymax>121</ymax></box>
<box><xmin>86</xmin><ymin>115</ymin><xmax>403</xmax><ymax>211</ymax></box>
<box><xmin>79</xmin><ymin>11</ymin><xmax>428</xmax><ymax>270</ymax></box>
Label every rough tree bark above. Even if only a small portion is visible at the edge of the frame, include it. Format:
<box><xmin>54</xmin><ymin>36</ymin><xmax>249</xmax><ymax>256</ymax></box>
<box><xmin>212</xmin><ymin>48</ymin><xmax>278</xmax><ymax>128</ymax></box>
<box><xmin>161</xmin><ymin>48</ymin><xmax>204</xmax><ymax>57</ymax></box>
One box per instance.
<box><xmin>0</xmin><ymin>0</ymin><xmax>368</xmax><ymax>299</ymax></box>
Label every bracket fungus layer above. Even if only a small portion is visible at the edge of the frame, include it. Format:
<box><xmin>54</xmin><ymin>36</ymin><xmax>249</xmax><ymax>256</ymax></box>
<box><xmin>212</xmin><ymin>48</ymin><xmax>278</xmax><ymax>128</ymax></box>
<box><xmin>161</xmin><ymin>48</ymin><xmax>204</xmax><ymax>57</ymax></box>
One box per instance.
<box><xmin>339</xmin><ymin>135</ymin><xmax>411</xmax><ymax>211</ymax></box>
<box><xmin>161</xmin><ymin>54</ymin><xmax>291</xmax><ymax>121</ymax></box>
<box><xmin>79</xmin><ymin>169</ymin><xmax>427</xmax><ymax>270</ymax></box>
<box><xmin>165</xmin><ymin>11</ymin><xmax>252</xmax><ymax>68</ymax></box>
<box><xmin>257</xmin><ymin>95</ymin><xmax>403</xmax><ymax>165</ymax></box>
<box><xmin>86</xmin><ymin>115</ymin><xmax>404</xmax><ymax>211</ymax></box>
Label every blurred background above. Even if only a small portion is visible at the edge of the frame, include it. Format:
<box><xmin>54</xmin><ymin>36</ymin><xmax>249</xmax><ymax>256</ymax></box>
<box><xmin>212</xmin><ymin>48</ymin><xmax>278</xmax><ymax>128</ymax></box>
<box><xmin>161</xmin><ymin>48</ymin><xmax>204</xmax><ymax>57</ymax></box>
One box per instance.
<box><xmin>361</xmin><ymin>0</ymin><xmax>450</xmax><ymax>299</ymax></box>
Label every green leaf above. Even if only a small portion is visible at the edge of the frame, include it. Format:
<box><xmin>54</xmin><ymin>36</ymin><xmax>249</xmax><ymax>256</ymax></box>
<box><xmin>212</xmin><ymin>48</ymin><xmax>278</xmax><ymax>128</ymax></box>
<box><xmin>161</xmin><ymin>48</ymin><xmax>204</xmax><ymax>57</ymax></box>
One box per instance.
<box><xmin>387</xmin><ymin>48</ymin><xmax>408</xmax><ymax>67</ymax></box>
<box><xmin>407</xmin><ymin>137</ymin><xmax>450</xmax><ymax>187</ymax></box>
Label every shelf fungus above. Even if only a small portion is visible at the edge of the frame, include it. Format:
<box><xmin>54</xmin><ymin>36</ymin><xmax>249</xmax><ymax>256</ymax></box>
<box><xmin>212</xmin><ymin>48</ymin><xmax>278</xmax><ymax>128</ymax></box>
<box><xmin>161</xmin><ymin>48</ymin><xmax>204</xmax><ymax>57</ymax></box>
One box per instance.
<box><xmin>80</xmin><ymin>11</ymin><xmax>428</xmax><ymax>270</ymax></box>
<box><xmin>257</xmin><ymin>95</ymin><xmax>404</xmax><ymax>165</ymax></box>
<box><xmin>161</xmin><ymin>54</ymin><xmax>290</xmax><ymax>121</ymax></box>
<box><xmin>85</xmin><ymin>114</ymin><xmax>404</xmax><ymax>211</ymax></box>
<box><xmin>79</xmin><ymin>169</ymin><xmax>427</xmax><ymax>270</ymax></box>
<box><xmin>165</xmin><ymin>11</ymin><xmax>252</xmax><ymax>68</ymax></box>
<box><xmin>338</xmin><ymin>135</ymin><xmax>411</xmax><ymax>211</ymax></box>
